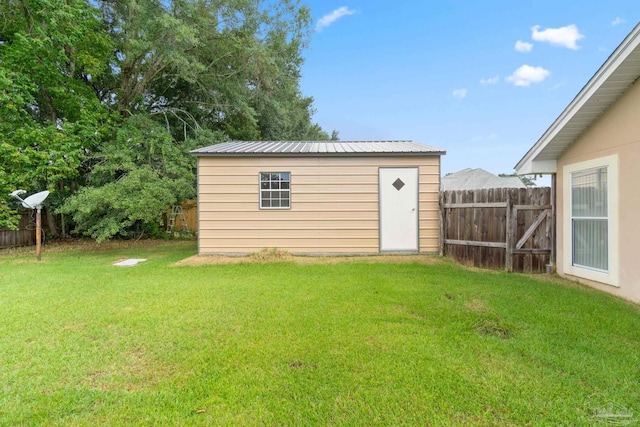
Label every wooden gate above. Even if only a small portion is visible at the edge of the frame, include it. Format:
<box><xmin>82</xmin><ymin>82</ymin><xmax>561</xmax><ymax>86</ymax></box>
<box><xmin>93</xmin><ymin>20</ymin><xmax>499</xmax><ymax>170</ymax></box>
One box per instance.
<box><xmin>439</xmin><ymin>187</ymin><xmax>554</xmax><ymax>272</ymax></box>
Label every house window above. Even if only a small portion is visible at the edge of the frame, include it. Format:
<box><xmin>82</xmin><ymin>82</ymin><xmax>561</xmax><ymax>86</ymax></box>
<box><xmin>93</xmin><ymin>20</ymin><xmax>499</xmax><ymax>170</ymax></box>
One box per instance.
<box><xmin>563</xmin><ymin>154</ymin><xmax>618</xmax><ymax>286</ymax></box>
<box><xmin>260</xmin><ymin>172</ymin><xmax>290</xmax><ymax>209</ymax></box>
<box><xmin>571</xmin><ymin>167</ymin><xmax>608</xmax><ymax>271</ymax></box>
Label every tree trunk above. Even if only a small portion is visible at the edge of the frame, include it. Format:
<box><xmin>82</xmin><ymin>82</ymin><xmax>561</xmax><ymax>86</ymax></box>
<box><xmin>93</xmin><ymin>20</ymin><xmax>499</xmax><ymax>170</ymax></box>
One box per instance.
<box><xmin>45</xmin><ymin>207</ymin><xmax>60</xmax><ymax>238</ymax></box>
<box><xmin>39</xmin><ymin>86</ymin><xmax>58</xmax><ymax>123</ymax></box>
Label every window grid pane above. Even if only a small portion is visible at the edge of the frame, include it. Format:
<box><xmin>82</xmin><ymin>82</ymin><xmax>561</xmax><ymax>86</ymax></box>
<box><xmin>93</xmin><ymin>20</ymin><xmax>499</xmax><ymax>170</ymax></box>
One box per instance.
<box><xmin>260</xmin><ymin>172</ymin><xmax>290</xmax><ymax>209</ymax></box>
<box><xmin>572</xmin><ymin>168</ymin><xmax>607</xmax><ymax>217</ymax></box>
<box><xmin>571</xmin><ymin>167</ymin><xmax>608</xmax><ymax>271</ymax></box>
<box><xmin>572</xmin><ymin>219</ymin><xmax>608</xmax><ymax>270</ymax></box>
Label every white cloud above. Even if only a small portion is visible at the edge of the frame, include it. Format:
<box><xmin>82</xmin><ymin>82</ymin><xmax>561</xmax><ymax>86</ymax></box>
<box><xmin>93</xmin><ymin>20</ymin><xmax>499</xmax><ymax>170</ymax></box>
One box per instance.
<box><xmin>470</xmin><ymin>133</ymin><xmax>498</xmax><ymax>142</ymax></box>
<box><xmin>611</xmin><ymin>17</ymin><xmax>625</xmax><ymax>26</ymax></box>
<box><xmin>515</xmin><ymin>40</ymin><xmax>533</xmax><ymax>52</ymax></box>
<box><xmin>452</xmin><ymin>88</ymin><xmax>468</xmax><ymax>99</ymax></box>
<box><xmin>506</xmin><ymin>65</ymin><xmax>550</xmax><ymax>87</ymax></box>
<box><xmin>316</xmin><ymin>7</ymin><xmax>357</xmax><ymax>32</ymax></box>
<box><xmin>480</xmin><ymin>76</ymin><xmax>499</xmax><ymax>85</ymax></box>
<box><xmin>531</xmin><ymin>24</ymin><xmax>584</xmax><ymax>50</ymax></box>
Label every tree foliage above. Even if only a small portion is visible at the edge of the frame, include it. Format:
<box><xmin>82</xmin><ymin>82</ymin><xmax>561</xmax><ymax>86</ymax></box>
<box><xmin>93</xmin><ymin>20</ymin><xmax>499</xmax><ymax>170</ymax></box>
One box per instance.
<box><xmin>0</xmin><ymin>0</ymin><xmax>113</xmax><ymax>230</ymax></box>
<box><xmin>59</xmin><ymin>115</ymin><xmax>197</xmax><ymax>241</ymax></box>
<box><xmin>0</xmin><ymin>0</ymin><xmax>330</xmax><ymax>237</ymax></box>
<box><xmin>58</xmin><ymin>166</ymin><xmax>179</xmax><ymax>242</ymax></box>
<box><xmin>499</xmin><ymin>173</ymin><xmax>537</xmax><ymax>187</ymax></box>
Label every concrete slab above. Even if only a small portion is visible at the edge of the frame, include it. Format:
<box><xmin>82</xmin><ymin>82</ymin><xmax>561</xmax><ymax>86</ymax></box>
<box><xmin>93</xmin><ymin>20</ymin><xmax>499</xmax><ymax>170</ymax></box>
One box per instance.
<box><xmin>113</xmin><ymin>258</ymin><xmax>147</xmax><ymax>267</ymax></box>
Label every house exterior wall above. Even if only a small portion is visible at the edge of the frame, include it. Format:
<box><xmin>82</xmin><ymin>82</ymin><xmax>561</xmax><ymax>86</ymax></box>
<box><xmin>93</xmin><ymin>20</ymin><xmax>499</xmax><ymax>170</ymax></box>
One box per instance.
<box><xmin>557</xmin><ymin>78</ymin><xmax>640</xmax><ymax>302</ymax></box>
<box><xmin>197</xmin><ymin>155</ymin><xmax>441</xmax><ymax>254</ymax></box>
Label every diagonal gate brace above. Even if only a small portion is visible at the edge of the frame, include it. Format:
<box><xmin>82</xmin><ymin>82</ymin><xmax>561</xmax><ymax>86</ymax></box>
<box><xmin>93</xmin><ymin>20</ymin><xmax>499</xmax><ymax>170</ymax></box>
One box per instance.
<box><xmin>516</xmin><ymin>209</ymin><xmax>550</xmax><ymax>250</ymax></box>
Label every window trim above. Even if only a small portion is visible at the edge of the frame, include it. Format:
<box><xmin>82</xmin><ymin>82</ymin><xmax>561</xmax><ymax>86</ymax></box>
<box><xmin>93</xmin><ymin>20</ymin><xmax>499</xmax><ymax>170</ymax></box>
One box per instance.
<box><xmin>259</xmin><ymin>172</ymin><xmax>291</xmax><ymax>210</ymax></box>
<box><xmin>563</xmin><ymin>155</ymin><xmax>619</xmax><ymax>286</ymax></box>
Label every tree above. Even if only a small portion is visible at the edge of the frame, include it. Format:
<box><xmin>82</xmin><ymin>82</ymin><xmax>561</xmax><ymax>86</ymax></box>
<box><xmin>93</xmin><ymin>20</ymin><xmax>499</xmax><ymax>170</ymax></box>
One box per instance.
<box><xmin>58</xmin><ymin>115</ymin><xmax>196</xmax><ymax>241</ymax></box>
<box><xmin>499</xmin><ymin>173</ymin><xmax>537</xmax><ymax>187</ymax></box>
<box><xmin>1</xmin><ymin>0</ymin><xmax>332</xmax><ymax>240</ymax></box>
<box><xmin>96</xmin><ymin>0</ymin><xmax>322</xmax><ymax>140</ymax></box>
<box><xmin>58</xmin><ymin>166</ymin><xmax>179</xmax><ymax>241</ymax></box>
<box><xmin>0</xmin><ymin>0</ymin><xmax>113</xmax><ymax>232</ymax></box>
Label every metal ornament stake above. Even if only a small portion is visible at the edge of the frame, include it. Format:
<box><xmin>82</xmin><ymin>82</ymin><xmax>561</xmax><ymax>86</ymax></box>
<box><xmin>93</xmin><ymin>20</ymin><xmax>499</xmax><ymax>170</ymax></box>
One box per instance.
<box><xmin>9</xmin><ymin>190</ymin><xmax>49</xmax><ymax>261</ymax></box>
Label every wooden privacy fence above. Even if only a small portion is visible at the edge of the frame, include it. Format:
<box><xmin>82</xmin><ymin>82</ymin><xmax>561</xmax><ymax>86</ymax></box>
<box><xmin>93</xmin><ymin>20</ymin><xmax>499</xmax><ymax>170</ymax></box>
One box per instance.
<box><xmin>0</xmin><ymin>210</ymin><xmax>36</xmax><ymax>249</ymax></box>
<box><xmin>165</xmin><ymin>200</ymin><xmax>198</xmax><ymax>232</ymax></box>
<box><xmin>439</xmin><ymin>187</ymin><xmax>554</xmax><ymax>272</ymax></box>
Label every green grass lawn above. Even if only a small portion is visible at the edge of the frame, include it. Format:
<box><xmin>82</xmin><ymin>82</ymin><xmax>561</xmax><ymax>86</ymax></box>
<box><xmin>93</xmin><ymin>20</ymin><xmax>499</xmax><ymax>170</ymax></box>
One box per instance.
<box><xmin>1</xmin><ymin>241</ymin><xmax>639</xmax><ymax>426</ymax></box>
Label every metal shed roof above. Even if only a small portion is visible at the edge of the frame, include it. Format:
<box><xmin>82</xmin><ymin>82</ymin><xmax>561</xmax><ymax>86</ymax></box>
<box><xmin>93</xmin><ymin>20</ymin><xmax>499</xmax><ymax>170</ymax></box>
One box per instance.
<box><xmin>191</xmin><ymin>140</ymin><xmax>445</xmax><ymax>156</ymax></box>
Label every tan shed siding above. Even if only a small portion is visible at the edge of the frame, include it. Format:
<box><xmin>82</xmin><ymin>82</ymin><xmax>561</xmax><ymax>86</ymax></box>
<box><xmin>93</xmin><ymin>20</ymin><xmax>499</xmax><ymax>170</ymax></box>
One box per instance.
<box><xmin>557</xmin><ymin>78</ymin><xmax>640</xmax><ymax>302</ymax></box>
<box><xmin>197</xmin><ymin>156</ymin><xmax>440</xmax><ymax>254</ymax></box>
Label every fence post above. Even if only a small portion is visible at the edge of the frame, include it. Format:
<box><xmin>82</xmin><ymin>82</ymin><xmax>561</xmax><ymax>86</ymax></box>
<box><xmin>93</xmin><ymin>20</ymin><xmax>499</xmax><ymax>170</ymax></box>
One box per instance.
<box><xmin>439</xmin><ymin>191</ymin><xmax>445</xmax><ymax>256</ymax></box>
<box><xmin>505</xmin><ymin>192</ymin><xmax>513</xmax><ymax>272</ymax></box>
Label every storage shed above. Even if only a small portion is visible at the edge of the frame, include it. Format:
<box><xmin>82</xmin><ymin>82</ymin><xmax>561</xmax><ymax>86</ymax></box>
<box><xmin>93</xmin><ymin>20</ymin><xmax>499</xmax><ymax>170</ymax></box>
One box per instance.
<box><xmin>191</xmin><ymin>141</ymin><xmax>446</xmax><ymax>255</ymax></box>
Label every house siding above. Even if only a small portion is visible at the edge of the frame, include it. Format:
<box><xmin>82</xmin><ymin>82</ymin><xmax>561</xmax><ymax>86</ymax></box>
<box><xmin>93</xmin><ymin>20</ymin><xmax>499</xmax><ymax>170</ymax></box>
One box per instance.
<box><xmin>197</xmin><ymin>156</ymin><xmax>440</xmax><ymax>254</ymax></box>
<box><xmin>557</xmin><ymin>78</ymin><xmax>640</xmax><ymax>302</ymax></box>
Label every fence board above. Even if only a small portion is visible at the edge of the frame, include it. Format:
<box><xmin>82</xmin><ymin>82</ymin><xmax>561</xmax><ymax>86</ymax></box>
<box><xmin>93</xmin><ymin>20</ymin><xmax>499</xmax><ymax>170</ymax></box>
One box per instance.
<box><xmin>444</xmin><ymin>239</ymin><xmax>506</xmax><ymax>248</ymax></box>
<box><xmin>442</xmin><ymin>202</ymin><xmax>507</xmax><ymax>208</ymax></box>
<box><xmin>505</xmin><ymin>193</ymin><xmax>514</xmax><ymax>272</ymax></box>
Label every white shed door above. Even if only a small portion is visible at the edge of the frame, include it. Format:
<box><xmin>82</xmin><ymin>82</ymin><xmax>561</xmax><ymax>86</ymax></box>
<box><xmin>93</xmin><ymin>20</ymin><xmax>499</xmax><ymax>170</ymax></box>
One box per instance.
<box><xmin>379</xmin><ymin>168</ymin><xmax>419</xmax><ymax>251</ymax></box>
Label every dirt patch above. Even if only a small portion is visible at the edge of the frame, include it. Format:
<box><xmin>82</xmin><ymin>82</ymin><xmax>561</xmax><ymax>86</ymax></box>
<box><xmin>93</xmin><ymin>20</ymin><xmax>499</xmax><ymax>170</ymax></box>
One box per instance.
<box><xmin>465</xmin><ymin>299</ymin><xmax>488</xmax><ymax>312</ymax></box>
<box><xmin>250</xmin><ymin>248</ymin><xmax>292</xmax><ymax>261</ymax></box>
<box><xmin>174</xmin><ymin>252</ymin><xmax>441</xmax><ymax>266</ymax></box>
<box><xmin>288</xmin><ymin>361</ymin><xmax>317</xmax><ymax>370</ymax></box>
<box><xmin>473</xmin><ymin>316</ymin><xmax>515</xmax><ymax>339</ymax></box>
<box><xmin>1</xmin><ymin>238</ymin><xmax>181</xmax><ymax>255</ymax></box>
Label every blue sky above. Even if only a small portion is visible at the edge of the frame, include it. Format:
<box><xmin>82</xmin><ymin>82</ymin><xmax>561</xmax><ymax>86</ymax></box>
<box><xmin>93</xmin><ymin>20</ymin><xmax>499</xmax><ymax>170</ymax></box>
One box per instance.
<box><xmin>299</xmin><ymin>1</ymin><xmax>638</xmax><ymax>179</ymax></box>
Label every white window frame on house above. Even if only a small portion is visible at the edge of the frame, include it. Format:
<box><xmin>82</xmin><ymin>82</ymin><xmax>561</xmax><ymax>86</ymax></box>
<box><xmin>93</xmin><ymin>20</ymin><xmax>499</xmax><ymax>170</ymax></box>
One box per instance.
<box><xmin>563</xmin><ymin>155</ymin><xmax>619</xmax><ymax>286</ymax></box>
<box><xmin>259</xmin><ymin>172</ymin><xmax>291</xmax><ymax>209</ymax></box>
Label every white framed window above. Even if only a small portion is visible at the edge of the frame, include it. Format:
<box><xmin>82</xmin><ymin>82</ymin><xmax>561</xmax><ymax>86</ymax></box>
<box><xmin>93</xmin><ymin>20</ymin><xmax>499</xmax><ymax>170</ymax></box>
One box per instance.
<box><xmin>571</xmin><ymin>167</ymin><xmax>608</xmax><ymax>271</ymax></box>
<box><xmin>260</xmin><ymin>172</ymin><xmax>290</xmax><ymax>209</ymax></box>
<box><xmin>563</xmin><ymin>155</ymin><xmax>618</xmax><ymax>286</ymax></box>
